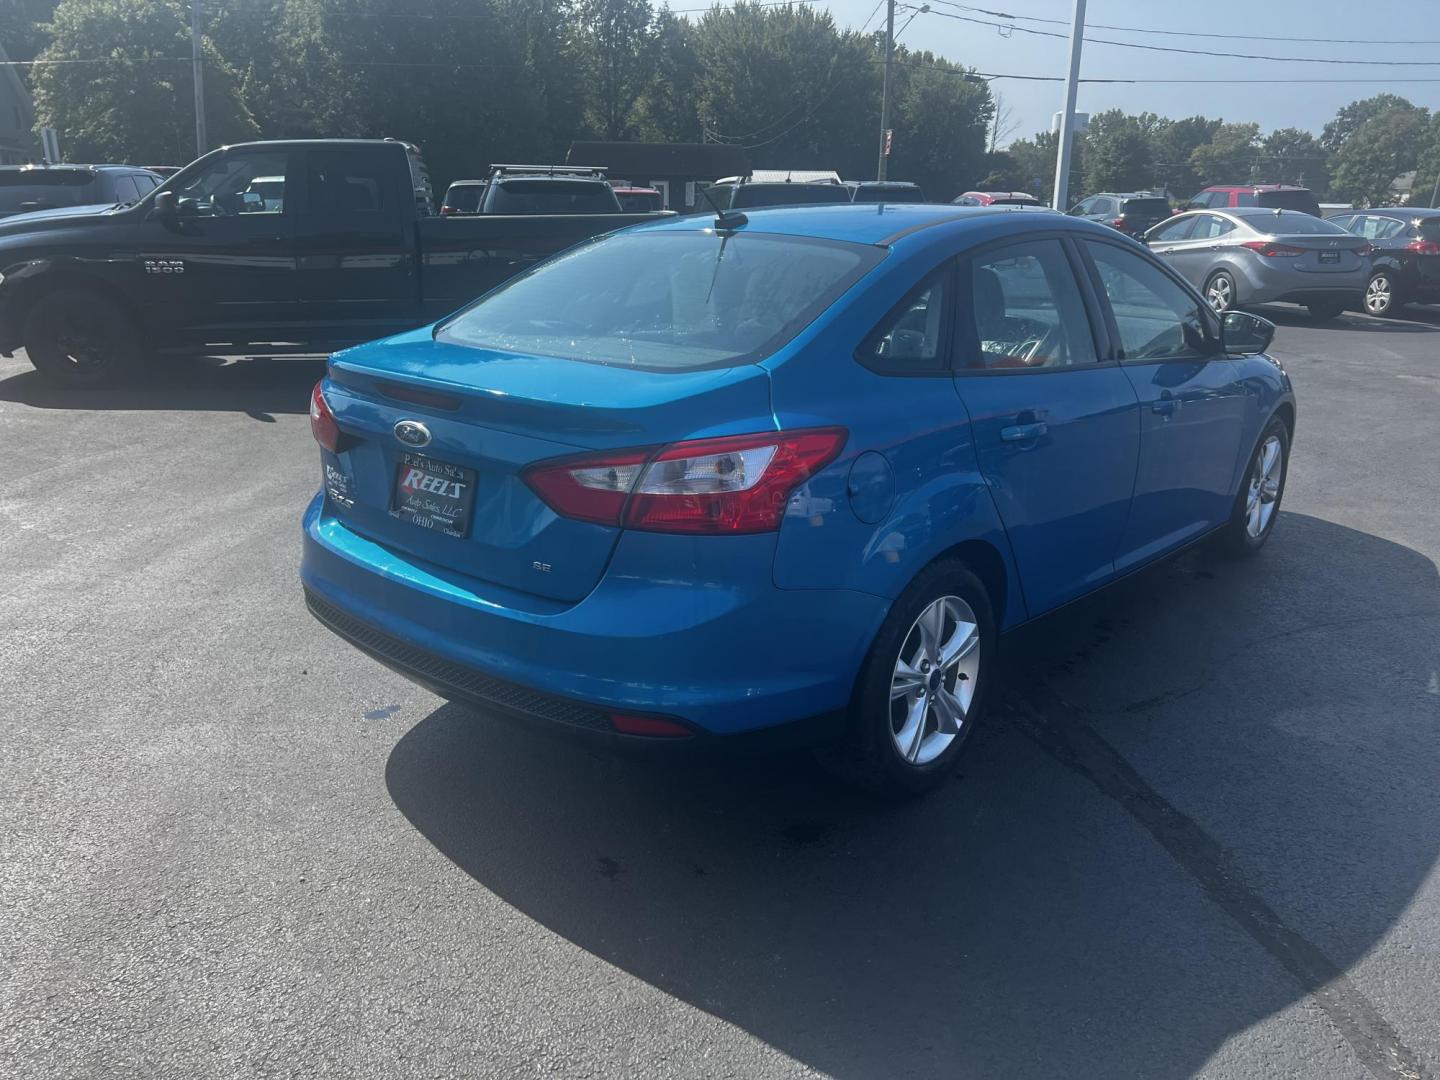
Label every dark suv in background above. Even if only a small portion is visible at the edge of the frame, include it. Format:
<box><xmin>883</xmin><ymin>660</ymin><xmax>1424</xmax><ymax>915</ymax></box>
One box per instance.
<box><xmin>1330</xmin><ymin>206</ymin><xmax>1440</xmax><ymax>316</ymax></box>
<box><xmin>479</xmin><ymin>164</ymin><xmax>622</xmax><ymax>214</ymax></box>
<box><xmin>1067</xmin><ymin>192</ymin><xmax>1173</xmax><ymax>239</ymax></box>
<box><xmin>0</xmin><ymin>164</ymin><xmax>164</xmax><ymax>219</ymax></box>
<box><xmin>1185</xmin><ymin>184</ymin><xmax>1321</xmax><ymax>217</ymax></box>
<box><xmin>705</xmin><ymin>176</ymin><xmax>852</xmax><ymax>210</ymax></box>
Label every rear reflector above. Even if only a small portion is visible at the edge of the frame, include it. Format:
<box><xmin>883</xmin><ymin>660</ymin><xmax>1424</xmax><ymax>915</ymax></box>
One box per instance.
<box><xmin>522</xmin><ymin>428</ymin><xmax>847</xmax><ymax>534</ymax></box>
<box><xmin>309</xmin><ymin>380</ymin><xmax>343</xmax><ymax>452</ymax></box>
<box><xmin>1241</xmin><ymin>241</ymin><xmax>1307</xmax><ymax>257</ymax></box>
<box><xmin>609</xmin><ymin>713</ymin><xmax>692</xmax><ymax>738</ymax></box>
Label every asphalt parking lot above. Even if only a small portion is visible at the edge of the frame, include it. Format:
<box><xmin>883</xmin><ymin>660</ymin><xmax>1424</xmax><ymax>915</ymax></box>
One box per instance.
<box><xmin>2</xmin><ymin>304</ymin><xmax>1438</xmax><ymax>1080</ymax></box>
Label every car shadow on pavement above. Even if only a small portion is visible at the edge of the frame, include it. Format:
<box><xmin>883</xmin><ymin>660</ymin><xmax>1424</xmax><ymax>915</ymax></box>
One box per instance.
<box><xmin>385</xmin><ymin>513</ymin><xmax>1440</xmax><ymax>1078</ymax></box>
<box><xmin>0</xmin><ymin>353</ymin><xmax>325</xmax><ymax>418</ymax></box>
<box><xmin>1254</xmin><ymin>303</ymin><xmax>1440</xmax><ymax>333</ymax></box>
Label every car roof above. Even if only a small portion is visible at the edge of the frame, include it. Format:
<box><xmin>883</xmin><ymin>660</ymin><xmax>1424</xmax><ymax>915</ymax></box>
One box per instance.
<box><xmin>446</xmin><ymin>179</ymin><xmax>486</xmax><ymax>188</ymax></box>
<box><xmin>1205</xmin><ymin>183</ymin><xmax>1310</xmax><ymax>192</ymax></box>
<box><xmin>1224</xmin><ymin>206</ymin><xmax>1328</xmax><ymax>221</ymax></box>
<box><xmin>848</xmin><ymin>180</ymin><xmax>920</xmax><ymax>188</ymax></box>
<box><xmin>1091</xmin><ymin>191</ymin><xmax>1166</xmax><ymax>199</ymax></box>
<box><xmin>631</xmin><ymin>202</ymin><xmax>1090</xmax><ymax>248</ymax></box>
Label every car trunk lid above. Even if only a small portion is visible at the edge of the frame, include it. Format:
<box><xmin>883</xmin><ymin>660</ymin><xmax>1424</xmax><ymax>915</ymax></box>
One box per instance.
<box><xmin>1260</xmin><ymin>233</ymin><xmax>1371</xmax><ymax>274</ymax></box>
<box><xmin>318</xmin><ymin>329</ymin><xmax>774</xmax><ymax>603</ymax></box>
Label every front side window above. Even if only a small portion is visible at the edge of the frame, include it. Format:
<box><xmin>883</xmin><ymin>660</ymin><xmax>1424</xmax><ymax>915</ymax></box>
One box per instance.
<box><xmin>961</xmin><ymin>239</ymin><xmax>1097</xmax><ymax>371</ymax></box>
<box><xmin>172</xmin><ymin>151</ymin><xmax>290</xmax><ymax>216</ymax></box>
<box><xmin>857</xmin><ymin>272</ymin><xmax>951</xmax><ymax>374</ymax></box>
<box><xmin>1087</xmin><ymin>242</ymin><xmax>1211</xmax><ymax>362</ymax></box>
<box><xmin>438</xmin><ymin>230</ymin><xmax>882</xmax><ymax>371</ymax></box>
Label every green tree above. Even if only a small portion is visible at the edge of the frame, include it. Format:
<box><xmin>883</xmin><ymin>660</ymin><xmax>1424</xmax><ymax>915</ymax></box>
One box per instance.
<box><xmin>1081</xmin><ymin>109</ymin><xmax>1154</xmax><ymax>196</ymax></box>
<box><xmin>985</xmin><ymin>130</ymin><xmax>1058</xmax><ymax>201</ymax></box>
<box><xmin>577</xmin><ymin>0</ymin><xmax>655</xmax><ymax>140</ymax></box>
<box><xmin>890</xmin><ymin>54</ymin><xmax>991</xmax><ymax>199</ymax></box>
<box><xmin>1189</xmin><ymin>122</ymin><xmax>1260</xmax><ymax>188</ymax></box>
<box><xmin>1146</xmin><ymin>115</ymin><xmax>1220</xmax><ymax>197</ymax></box>
<box><xmin>633</xmin><ymin>7</ymin><xmax>699</xmax><ymax>142</ymax></box>
<box><xmin>1414</xmin><ymin>113</ymin><xmax>1440</xmax><ymax>208</ymax></box>
<box><xmin>1321</xmin><ymin>94</ymin><xmax>1417</xmax><ymax>152</ymax></box>
<box><xmin>32</xmin><ymin>0</ymin><xmax>257</xmax><ymax>164</ymax></box>
<box><xmin>0</xmin><ymin>0</ymin><xmax>61</xmax><ymax>64</ymax></box>
<box><xmin>1331</xmin><ymin>105</ymin><xmax>1430</xmax><ymax>206</ymax></box>
<box><xmin>1258</xmin><ymin>127</ymin><xmax>1330</xmax><ymax>194</ymax></box>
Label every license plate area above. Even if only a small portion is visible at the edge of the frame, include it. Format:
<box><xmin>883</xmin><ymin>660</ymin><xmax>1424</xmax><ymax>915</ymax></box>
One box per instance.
<box><xmin>391</xmin><ymin>453</ymin><xmax>477</xmax><ymax>538</ymax></box>
<box><xmin>1319</xmin><ymin>250</ymin><xmax>1340</xmax><ymax>264</ymax></box>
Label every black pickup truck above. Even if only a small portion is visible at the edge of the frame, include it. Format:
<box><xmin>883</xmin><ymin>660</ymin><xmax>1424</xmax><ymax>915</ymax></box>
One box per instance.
<box><xmin>0</xmin><ymin>139</ymin><xmax>663</xmax><ymax>385</ymax></box>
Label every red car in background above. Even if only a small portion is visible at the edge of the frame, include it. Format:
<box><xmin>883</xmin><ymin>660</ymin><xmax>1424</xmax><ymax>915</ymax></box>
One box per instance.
<box><xmin>952</xmin><ymin>191</ymin><xmax>1045</xmax><ymax>207</ymax></box>
<box><xmin>1185</xmin><ymin>185</ymin><xmax>1321</xmax><ymax>217</ymax></box>
<box><xmin>614</xmin><ymin>186</ymin><xmax>663</xmax><ymax>212</ymax></box>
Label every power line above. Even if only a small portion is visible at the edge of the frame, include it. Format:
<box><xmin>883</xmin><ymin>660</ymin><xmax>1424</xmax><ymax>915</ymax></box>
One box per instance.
<box><xmin>906</xmin><ymin>4</ymin><xmax>1440</xmax><ymax>65</ymax></box>
<box><xmin>924</xmin><ymin>0</ymin><xmax>1440</xmax><ymax>45</ymax></box>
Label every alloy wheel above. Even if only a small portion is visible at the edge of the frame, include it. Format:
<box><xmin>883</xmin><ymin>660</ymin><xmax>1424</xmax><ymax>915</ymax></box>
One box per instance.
<box><xmin>1205</xmin><ymin>274</ymin><xmax>1234</xmax><ymax>313</ymax></box>
<box><xmin>1365</xmin><ymin>274</ymin><xmax>1392</xmax><ymax>315</ymax></box>
<box><xmin>889</xmin><ymin>595</ymin><xmax>981</xmax><ymax>766</ymax></box>
<box><xmin>1245</xmin><ymin>435</ymin><xmax>1284</xmax><ymax>538</ymax></box>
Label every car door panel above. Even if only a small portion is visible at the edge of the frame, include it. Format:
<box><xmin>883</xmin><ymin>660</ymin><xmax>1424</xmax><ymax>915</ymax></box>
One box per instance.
<box><xmin>954</xmin><ymin>237</ymin><xmax>1141</xmax><ymax>615</ymax></box>
<box><xmin>1081</xmin><ymin>239</ymin><xmax>1249</xmax><ymax>571</ymax></box>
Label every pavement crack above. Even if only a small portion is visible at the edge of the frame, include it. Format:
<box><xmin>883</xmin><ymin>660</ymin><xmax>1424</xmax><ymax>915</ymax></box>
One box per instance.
<box><xmin>1006</xmin><ymin>687</ymin><xmax>1431</xmax><ymax>1080</ymax></box>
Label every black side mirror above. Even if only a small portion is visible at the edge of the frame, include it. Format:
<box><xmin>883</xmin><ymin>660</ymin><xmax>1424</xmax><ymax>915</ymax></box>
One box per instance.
<box><xmin>152</xmin><ymin>190</ymin><xmax>176</xmax><ymax>219</ymax></box>
<box><xmin>1220</xmin><ymin>310</ymin><xmax>1275</xmax><ymax>355</ymax></box>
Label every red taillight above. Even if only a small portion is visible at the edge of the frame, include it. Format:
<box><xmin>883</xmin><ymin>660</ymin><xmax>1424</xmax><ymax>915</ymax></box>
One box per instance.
<box><xmin>1409</xmin><ymin>239</ymin><xmax>1440</xmax><ymax>255</ymax></box>
<box><xmin>309</xmin><ymin>380</ymin><xmax>343</xmax><ymax>452</ymax></box>
<box><xmin>1241</xmin><ymin>240</ymin><xmax>1306</xmax><ymax>258</ymax></box>
<box><xmin>1112</xmin><ymin>215</ymin><xmax>1127</xmax><ymax>228</ymax></box>
<box><xmin>439</xmin><ymin>205</ymin><xmax>457</xmax><ymax>215</ymax></box>
<box><xmin>1354</xmin><ymin>243</ymin><xmax>1374</xmax><ymax>257</ymax></box>
<box><xmin>609</xmin><ymin>713</ymin><xmax>692</xmax><ymax>738</ymax></box>
<box><xmin>522</xmin><ymin>427</ymin><xmax>847</xmax><ymax>535</ymax></box>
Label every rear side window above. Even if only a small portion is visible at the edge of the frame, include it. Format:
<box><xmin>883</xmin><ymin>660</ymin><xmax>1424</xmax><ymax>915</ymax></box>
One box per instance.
<box><xmin>438</xmin><ymin>230</ymin><xmax>883</xmax><ymax>371</ymax></box>
<box><xmin>1236</xmin><ymin>192</ymin><xmax>1258</xmax><ymax>207</ymax></box>
<box><xmin>306</xmin><ymin>150</ymin><xmax>388</xmax><ymax>215</ymax></box>
<box><xmin>1086</xmin><ymin>242</ymin><xmax>1210</xmax><ymax>361</ymax></box>
<box><xmin>857</xmin><ymin>272</ymin><xmax>951</xmax><ymax>374</ymax></box>
<box><xmin>444</xmin><ymin>184</ymin><xmax>484</xmax><ymax>212</ymax></box>
<box><xmin>1149</xmin><ymin>216</ymin><xmax>1197</xmax><ymax>242</ymax></box>
<box><xmin>487</xmin><ymin>179</ymin><xmax>620</xmax><ymax>214</ymax></box>
<box><xmin>1190</xmin><ymin>214</ymin><xmax>1235</xmax><ymax>240</ymax></box>
<box><xmin>961</xmin><ymin>239</ymin><xmax>1097</xmax><ymax>371</ymax></box>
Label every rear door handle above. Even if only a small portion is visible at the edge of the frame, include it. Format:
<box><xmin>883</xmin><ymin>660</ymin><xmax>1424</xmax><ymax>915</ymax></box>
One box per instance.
<box><xmin>1000</xmin><ymin>422</ymin><xmax>1048</xmax><ymax>442</ymax></box>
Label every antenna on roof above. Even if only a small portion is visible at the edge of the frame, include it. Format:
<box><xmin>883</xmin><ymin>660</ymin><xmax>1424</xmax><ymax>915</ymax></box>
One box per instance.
<box><xmin>697</xmin><ymin>184</ymin><xmax>747</xmax><ymax>231</ymax></box>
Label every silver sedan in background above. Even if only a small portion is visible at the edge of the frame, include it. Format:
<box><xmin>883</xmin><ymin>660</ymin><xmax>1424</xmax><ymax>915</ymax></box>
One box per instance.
<box><xmin>1144</xmin><ymin>207</ymin><xmax>1371</xmax><ymax>321</ymax></box>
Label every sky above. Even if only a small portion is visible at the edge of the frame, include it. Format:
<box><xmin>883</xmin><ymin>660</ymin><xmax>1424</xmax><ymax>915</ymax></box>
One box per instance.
<box><xmin>804</xmin><ymin>0</ymin><xmax>1440</xmax><ymax>145</ymax></box>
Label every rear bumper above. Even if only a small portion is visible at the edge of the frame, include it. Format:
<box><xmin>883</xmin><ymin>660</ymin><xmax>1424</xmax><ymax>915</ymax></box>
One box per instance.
<box><xmin>300</xmin><ymin>494</ymin><xmax>889</xmax><ymax>736</ymax></box>
<box><xmin>1233</xmin><ymin>261</ymin><xmax>1367</xmax><ymax>305</ymax></box>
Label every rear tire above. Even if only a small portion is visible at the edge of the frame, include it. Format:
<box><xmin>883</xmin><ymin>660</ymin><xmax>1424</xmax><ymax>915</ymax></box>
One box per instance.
<box><xmin>1217</xmin><ymin>417</ymin><xmax>1289</xmax><ymax>558</ymax></box>
<box><xmin>1364</xmin><ymin>271</ymin><xmax>1402</xmax><ymax>317</ymax></box>
<box><xmin>23</xmin><ymin>288</ymin><xmax>141</xmax><ymax>387</ymax></box>
<box><xmin>828</xmin><ymin>559</ymin><xmax>996</xmax><ymax>797</ymax></box>
<box><xmin>1306</xmin><ymin>302</ymin><xmax>1344</xmax><ymax>321</ymax></box>
<box><xmin>1204</xmin><ymin>270</ymin><xmax>1238</xmax><ymax>314</ymax></box>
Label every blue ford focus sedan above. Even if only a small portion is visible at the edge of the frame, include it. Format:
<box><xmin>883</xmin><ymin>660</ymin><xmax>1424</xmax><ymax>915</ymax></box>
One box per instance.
<box><xmin>301</xmin><ymin>204</ymin><xmax>1294</xmax><ymax>794</ymax></box>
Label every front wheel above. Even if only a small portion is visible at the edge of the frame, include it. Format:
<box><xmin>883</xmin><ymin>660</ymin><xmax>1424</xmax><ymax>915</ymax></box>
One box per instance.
<box><xmin>1218</xmin><ymin>417</ymin><xmax>1289</xmax><ymax>557</ymax></box>
<box><xmin>23</xmin><ymin>288</ymin><xmax>141</xmax><ymax>387</ymax></box>
<box><xmin>1204</xmin><ymin>270</ymin><xmax>1238</xmax><ymax>314</ymax></box>
<box><xmin>832</xmin><ymin>560</ymin><xmax>996</xmax><ymax>796</ymax></box>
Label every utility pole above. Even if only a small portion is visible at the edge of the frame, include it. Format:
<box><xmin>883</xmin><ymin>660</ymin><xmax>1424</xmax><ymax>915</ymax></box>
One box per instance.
<box><xmin>876</xmin><ymin>0</ymin><xmax>894</xmax><ymax>181</ymax></box>
<box><xmin>191</xmin><ymin>0</ymin><xmax>207</xmax><ymax>159</ymax></box>
<box><xmin>1051</xmin><ymin>0</ymin><xmax>1086</xmax><ymax>211</ymax></box>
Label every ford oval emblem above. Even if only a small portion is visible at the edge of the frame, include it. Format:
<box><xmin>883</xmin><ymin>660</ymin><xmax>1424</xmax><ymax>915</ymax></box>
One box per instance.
<box><xmin>394</xmin><ymin>420</ymin><xmax>431</xmax><ymax>448</ymax></box>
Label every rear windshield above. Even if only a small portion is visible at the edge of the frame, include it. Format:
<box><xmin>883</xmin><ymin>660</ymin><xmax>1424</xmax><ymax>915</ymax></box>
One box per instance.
<box><xmin>437</xmin><ymin>230</ymin><xmax>883</xmax><ymax>371</ymax></box>
<box><xmin>1415</xmin><ymin>217</ymin><xmax>1440</xmax><ymax>240</ymax></box>
<box><xmin>486</xmin><ymin>179</ymin><xmax>620</xmax><ymax>214</ymax></box>
<box><xmin>990</xmin><ymin>196</ymin><xmax>1042</xmax><ymax>206</ymax></box>
<box><xmin>444</xmin><ymin>185</ymin><xmax>484</xmax><ymax>212</ymax></box>
<box><xmin>1121</xmin><ymin>198</ymin><xmax>1171</xmax><ymax>218</ymax></box>
<box><xmin>617</xmin><ymin>191</ymin><xmax>662</xmax><ymax>212</ymax></box>
<box><xmin>0</xmin><ymin>171</ymin><xmax>100</xmax><ymax>211</ymax></box>
<box><xmin>850</xmin><ymin>185</ymin><xmax>926</xmax><ymax>204</ymax></box>
<box><xmin>1253</xmin><ymin>212</ymin><xmax>1347</xmax><ymax>235</ymax></box>
<box><xmin>1256</xmin><ymin>189</ymin><xmax>1319</xmax><ymax>214</ymax></box>
<box><xmin>732</xmin><ymin>184</ymin><xmax>852</xmax><ymax>209</ymax></box>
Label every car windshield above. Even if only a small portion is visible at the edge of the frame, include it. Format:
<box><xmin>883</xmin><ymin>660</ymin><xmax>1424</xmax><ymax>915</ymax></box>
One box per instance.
<box><xmin>1253</xmin><ymin>212</ymin><xmax>1348</xmax><ymax>235</ymax></box>
<box><xmin>486</xmin><ymin>179</ymin><xmax>620</xmax><ymax>214</ymax></box>
<box><xmin>0</xmin><ymin>172</ymin><xmax>100</xmax><ymax>211</ymax></box>
<box><xmin>437</xmin><ymin>230</ymin><xmax>882</xmax><ymax>371</ymax></box>
<box><xmin>733</xmin><ymin>184</ymin><xmax>852</xmax><ymax>208</ymax></box>
<box><xmin>1257</xmin><ymin>189</ymin><xmax>1319</xmax><ymax>213</ymax></box>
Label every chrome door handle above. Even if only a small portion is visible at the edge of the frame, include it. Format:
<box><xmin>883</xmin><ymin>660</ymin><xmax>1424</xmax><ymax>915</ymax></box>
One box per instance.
<box><xmin>1000</xmin><ymin>422</ymin><xmax>1048</xmax><ymax>442</ymax></box>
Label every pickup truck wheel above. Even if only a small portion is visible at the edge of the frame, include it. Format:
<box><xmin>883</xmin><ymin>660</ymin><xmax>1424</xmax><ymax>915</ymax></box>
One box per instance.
<box><xmin>24</xmin><ymin>288</ymin><xmax>141</xmax><ymax>387</ymax></box>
